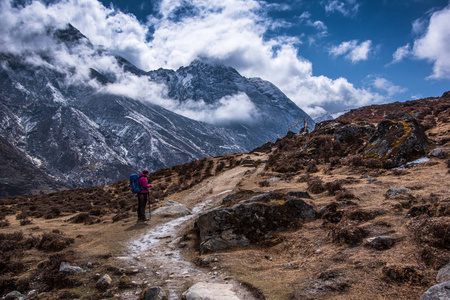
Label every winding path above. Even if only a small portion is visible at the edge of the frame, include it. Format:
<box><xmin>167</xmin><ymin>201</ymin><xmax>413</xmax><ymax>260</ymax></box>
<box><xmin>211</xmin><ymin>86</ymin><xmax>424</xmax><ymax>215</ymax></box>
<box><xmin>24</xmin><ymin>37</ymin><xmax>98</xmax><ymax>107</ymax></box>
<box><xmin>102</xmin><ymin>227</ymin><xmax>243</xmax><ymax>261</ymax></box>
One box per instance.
<box><xmin>119</xmin><ymin>165</ymin><xmax>262</xmax><ymax>299</ymax></box>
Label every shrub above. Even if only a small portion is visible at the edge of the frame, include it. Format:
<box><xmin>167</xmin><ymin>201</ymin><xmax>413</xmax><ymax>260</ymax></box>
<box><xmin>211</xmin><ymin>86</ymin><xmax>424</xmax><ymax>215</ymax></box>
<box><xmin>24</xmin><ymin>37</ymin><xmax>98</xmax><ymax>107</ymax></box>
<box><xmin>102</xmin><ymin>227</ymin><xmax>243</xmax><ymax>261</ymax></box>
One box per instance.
<box><xmin>20</xmin><ymin>219</ymin><xmax>32</xmax><ymax>226</ymax></box>
<box><xmin>325</xmin><ymin>180</ymin><xmax>343</xmax><ymax>195</ymax></box>
<box><xmin>335</xmin><ymin>190</ymin><xmax>356</xmax><ymax>201</ymax></box>
<box><xmin>68</xmin><ymin>213</ymin><xmax>94</xmax><ymax>225</ymax></box>
<box><xmin>408</xmin><ymin>217</ymin><xmax>450</xmax><ymax>249</ymax></box>
<box><xmin>37</xmin><ymin>232</ymin><xmax>74</xmax><ymax>252</ymax></box>
<box><xmin>382</xmin><ymin>265</ymin><xmax>426</xmax><ymax>285</ymax></box>
<box><xmin>258</xmin><ymin>180</ymin><xmax>270</xmax><ymax>187</ymax></box>
<box><xmin>328</xmin><ymin>222</ymin><xmax>368</xmax><ymax>246</ymax></box>
<box><xmin>307</xmin><ymin>177</ymin><xmax>325</xmax><ymax>194</ymax></box>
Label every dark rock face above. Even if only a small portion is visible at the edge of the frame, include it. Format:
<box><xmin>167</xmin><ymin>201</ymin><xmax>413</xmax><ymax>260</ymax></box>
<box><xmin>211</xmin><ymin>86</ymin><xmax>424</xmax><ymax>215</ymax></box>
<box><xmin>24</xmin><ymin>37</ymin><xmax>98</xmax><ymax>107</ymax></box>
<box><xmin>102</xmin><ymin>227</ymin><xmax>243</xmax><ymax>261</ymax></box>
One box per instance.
<box><xmin>363</xmin><ymin>112</ymin><xmax>428</xmax><ymax>167</ymax></box>
<box><xmin>334</xmin><ymin>122</ymin><xmax>376</xmax><ymax>144</ymax></box>
<box><xmin>196</xmin><ymin>198</ymin><xmax>316</xmax><ymax>253</ymax></box>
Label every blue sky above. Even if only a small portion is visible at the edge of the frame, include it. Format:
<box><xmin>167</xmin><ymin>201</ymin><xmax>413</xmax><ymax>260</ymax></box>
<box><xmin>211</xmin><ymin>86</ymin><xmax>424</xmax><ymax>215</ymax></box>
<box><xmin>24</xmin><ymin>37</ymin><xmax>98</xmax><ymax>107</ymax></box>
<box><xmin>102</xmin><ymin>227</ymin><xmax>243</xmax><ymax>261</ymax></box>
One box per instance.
<box><xmin>1</xmin><ymin>0</ymin><xmax>449</xmax><ymax>117</ymax></box>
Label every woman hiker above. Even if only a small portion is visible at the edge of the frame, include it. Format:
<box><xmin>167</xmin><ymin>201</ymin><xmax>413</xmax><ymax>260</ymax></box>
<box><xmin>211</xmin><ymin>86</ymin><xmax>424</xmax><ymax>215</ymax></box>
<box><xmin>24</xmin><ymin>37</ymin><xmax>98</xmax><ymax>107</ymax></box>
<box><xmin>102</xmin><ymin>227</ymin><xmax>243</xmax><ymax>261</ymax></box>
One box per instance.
<box><xmin>137</xmin><ymin>169</ymin><xmax>152</xmax><ymax>221</ymax></box>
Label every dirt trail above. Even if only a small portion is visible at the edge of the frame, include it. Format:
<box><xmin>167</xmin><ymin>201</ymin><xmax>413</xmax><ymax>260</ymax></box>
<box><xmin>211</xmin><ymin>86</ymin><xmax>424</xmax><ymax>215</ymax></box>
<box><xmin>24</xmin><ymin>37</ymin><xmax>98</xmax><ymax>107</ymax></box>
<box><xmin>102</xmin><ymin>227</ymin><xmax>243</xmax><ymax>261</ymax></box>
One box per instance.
<box><xmin>119</xmin><ymin>164</ymin><xmax>264</xmax><ymax>299</ymax></box>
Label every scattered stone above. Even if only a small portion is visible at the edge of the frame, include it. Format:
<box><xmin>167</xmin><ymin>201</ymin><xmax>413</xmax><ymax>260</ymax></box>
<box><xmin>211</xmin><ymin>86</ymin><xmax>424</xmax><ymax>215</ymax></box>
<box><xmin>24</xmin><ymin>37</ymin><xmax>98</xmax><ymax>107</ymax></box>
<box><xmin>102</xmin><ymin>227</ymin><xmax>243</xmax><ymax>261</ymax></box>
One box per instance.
<box><xmin>436</xmin><ymin>263</ymin><xmax>450</xmax><ymax>283</ymax></box>
<box><xmin>429</xmin><ymin>148</ymin><xmax>447</xmax><ymax>159</ymax></box>
<box><xmin>141</xmin><ymin>286</ymin><xmax>168</xmax><ymax>300</ymax></box>
<box><xmin>59</xmin><ymin>262</ymin><xmax>86</xmax><ymax>274</ymax></box>
<box><xmin>4</xmin><ymin>291</ymin><xmax>23</xmax><ymax>300</ymax></box>
<box><xmin>364</xmin><ymin>236</ymin><xmax>395</xmax><ymax>250</ymax></box>
<box><xmin>168</xmin><ymin>237</ymin><xmax>183</xmax><ymax>250</ymax></box>
<box><xmin>267</xmin><ymin>177</ymin><xmax>281</xmax><ymax>183</ymax></box>
<box><xmin>125</xmin><ymin>268</ymin><xmax>140</xmax><ymax>275</ymax></box>
<box><xmin>152</xmin><ymin>200</ymin><xmax>191</xmax><ymax>216</ymax></box>
<box><xmin>86</xmin><ymin>262</ymin><xmax>93</xmax><ymax>268</ymax></box>
<box><xmin>96</xmin><ymin>274</ymin><xmax>112</xmax><ymax>291</ymax></box>
<box><xmin>118</xmin><ymin>275</ymin><xmax>132</xmax><ymax>289</ymax></box>
<box><xmin>419</xmin><ymin>281</ymin><xmax>450</xmax><ymax>300</ymax></box>
<box><xmin>386</xmin><ymin>187</ymin><xmax>411</xmax><ymax>197</ymax></box>
<box><xmin>27</xmin><ymin>290</ymin><xmax>38</xmax><ymax>298</ymax></box>
<box><xmin>182</xmin><ymin>282</ymin><xmax>240</xmax><ymax>300</ymax></box>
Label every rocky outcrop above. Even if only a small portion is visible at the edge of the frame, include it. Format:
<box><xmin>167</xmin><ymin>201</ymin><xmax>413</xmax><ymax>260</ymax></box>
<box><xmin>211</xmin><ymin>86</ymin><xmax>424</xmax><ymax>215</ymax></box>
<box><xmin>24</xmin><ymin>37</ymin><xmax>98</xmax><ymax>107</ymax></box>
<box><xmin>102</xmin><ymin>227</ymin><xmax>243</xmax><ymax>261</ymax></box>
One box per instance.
<box><xmin>334</xmin><ymin>122</ymin><xmax>376</xmax><ymax>144</ymax></box>
<box><xmin>196</xmin><ymin>198</ymin><xmax>316</xmax><ymax>253</ymax></box>
<box><xmin>363</xmin><ymin>112</ymin><xmax>428</xmax><ymax>167</ymax></box>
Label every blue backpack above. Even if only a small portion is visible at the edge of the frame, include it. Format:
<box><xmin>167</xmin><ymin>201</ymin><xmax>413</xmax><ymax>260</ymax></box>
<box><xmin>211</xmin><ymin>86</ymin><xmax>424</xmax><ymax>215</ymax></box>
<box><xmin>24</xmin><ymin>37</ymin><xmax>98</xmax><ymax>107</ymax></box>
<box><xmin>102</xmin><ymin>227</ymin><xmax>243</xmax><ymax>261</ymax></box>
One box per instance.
<box><xmin>129</xmin><ymin>174</ymin><xmax>143</xmax><ymax>194</ymax></box>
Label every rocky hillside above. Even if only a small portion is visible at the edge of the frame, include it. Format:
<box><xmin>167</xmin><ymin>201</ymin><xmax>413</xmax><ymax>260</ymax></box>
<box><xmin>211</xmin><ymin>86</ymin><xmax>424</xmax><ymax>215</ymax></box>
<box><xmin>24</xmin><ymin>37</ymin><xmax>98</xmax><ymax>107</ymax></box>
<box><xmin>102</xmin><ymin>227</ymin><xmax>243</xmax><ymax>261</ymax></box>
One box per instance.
<box><xmin>0</xmin><ymin>92</ymin><xmax>449</xmax><ymax>299</ymax></box>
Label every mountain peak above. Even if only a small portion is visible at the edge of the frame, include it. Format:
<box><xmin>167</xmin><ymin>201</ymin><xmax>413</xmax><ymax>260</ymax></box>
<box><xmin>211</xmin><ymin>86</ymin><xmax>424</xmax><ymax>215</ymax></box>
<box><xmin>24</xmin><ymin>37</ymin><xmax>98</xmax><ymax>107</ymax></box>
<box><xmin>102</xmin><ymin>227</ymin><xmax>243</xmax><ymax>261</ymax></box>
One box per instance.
<box><xmin>53</xmin><ymin>23</ymin><xmax>92</xmax><ymax>48</ymax></box>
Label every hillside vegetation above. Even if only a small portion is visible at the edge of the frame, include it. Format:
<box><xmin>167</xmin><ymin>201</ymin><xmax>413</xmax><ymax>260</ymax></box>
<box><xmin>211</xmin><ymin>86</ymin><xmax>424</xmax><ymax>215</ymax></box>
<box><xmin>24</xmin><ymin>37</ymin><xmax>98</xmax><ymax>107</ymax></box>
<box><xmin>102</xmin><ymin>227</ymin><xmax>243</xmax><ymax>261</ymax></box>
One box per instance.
<box><xmin>1</xmin><ymin>92</ymin><xmax>450</xmax><ymax>299</ymax></box>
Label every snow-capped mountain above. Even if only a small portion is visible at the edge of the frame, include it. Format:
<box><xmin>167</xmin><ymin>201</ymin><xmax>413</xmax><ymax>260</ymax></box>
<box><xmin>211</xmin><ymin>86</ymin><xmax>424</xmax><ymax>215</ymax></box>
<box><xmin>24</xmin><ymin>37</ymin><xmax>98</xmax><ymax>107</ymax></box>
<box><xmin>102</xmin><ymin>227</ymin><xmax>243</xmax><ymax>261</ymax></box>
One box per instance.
<box><xmin>0</xmin><ymin>24</ymin><xmax>313</xmax><ymax>196</ymax></box>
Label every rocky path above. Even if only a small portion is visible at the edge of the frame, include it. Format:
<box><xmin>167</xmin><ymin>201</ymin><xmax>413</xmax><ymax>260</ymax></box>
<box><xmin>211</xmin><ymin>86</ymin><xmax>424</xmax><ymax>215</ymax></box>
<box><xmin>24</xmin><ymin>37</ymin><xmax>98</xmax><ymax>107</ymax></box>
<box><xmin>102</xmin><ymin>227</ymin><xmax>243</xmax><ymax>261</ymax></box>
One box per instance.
<box><xmin>118</xmin><ymin>165</ymin><xmax>263</xmax><ymax>299</ymax></box>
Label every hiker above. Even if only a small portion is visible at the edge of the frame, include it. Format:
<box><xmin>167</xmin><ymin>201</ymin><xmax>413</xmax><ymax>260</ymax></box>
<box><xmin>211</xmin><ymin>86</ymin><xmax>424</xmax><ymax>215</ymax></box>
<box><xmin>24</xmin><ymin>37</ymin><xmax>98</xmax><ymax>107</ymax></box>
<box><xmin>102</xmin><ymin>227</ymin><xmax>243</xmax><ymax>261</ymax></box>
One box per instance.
<box><xmin>137</xmin><ymin>169</ymin><xmax>152</xmax><ymax>221</ymax></box>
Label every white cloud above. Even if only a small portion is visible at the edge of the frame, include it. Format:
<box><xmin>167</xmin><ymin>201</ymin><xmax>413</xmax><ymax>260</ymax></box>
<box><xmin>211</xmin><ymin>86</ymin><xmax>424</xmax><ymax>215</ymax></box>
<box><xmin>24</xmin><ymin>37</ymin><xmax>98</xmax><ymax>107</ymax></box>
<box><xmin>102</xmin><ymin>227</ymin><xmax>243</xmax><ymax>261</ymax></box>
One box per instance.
<box><xmin>0</xmin><ymin>0</ymin><xmax>384</xmax><ymax>118</ymax></box>
<box><xmin>391</xmin><ymin>43</ymin><xmax>411</xmax><ymax>64</ymax></box>
<box><xmin>323</xmin><ymin>0</ymin><xmax>360</xmax><ymax>17</ymax></box>
<box><xmin>174</xmin><ymin>93</ymin><xmax>261</xmax><ymax>125</ymax></box>
<box><xmin>330</xmin><ymin>40</ymin><xmax>372</xmax><ymax>63</ymax></box>
<box><xmin>412</xmin><ymin>5</ymin><xmax>450</xmax><ymax>79</ymax></box>
<box><xmin>370</xmin><ymin>77</ymin><xmax>407</xmax><ymax>97</ymax></box>
<box><xmin>412</xmin><ymin>18</ymin><xmax>427</xmax><ymax>35</ymax></box>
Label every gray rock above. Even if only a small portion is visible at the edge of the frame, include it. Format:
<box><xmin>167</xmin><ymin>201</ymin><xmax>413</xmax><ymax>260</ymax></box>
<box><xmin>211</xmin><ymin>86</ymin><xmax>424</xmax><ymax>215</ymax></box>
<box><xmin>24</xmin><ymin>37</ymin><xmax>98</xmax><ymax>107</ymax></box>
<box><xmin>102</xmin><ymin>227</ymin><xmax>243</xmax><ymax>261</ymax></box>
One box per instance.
<box><xmin>420</xmin><ymin>281</ymin><xmax>450</xmax><ymax>300</ymax></box>
<box><xmin>182</xmin><ymin>282</ymin><xmax>240</xmax><ymax>300</ymax></box>
<box><xmin>152</xmin><ymin>200</ymin><xmax>191</xmax><ymax>216</ymax></box>
<box><xmin>267</xmin><ymin>177</ymin><xmax>281</xmax><ymax>183</ymax></box>
<box><xmin>386</xmin><ymin>187</ymin><xmax>411</xmax><ymax>197</ymax></box>
<box><xmin>4</xmin><ymin>291</ymin><xmax>23</xmax><ymax>300</ymax></box>
<box><xmin>143</xmin><ymin>287</ymin><xmax>167</xmax><ymax>300</ymax></box>
<box><xmin>364</xmin><ymin>236</ymin><xmax>395</xmax><ymax>250</ymax></box>
<box><xmin>96</xmin><ymin>274</ymin><xmax>112</xmax><ymax>290</ymax></box>
<box><xmin>429</xmin><ymin>148</ymin><xmax>447</xmax><ymax>159</ymax></box>
<box><xmin>196</xmin><ymin>199</ymin><xmax>316</xmax><ymax>253</ymax></box>
<box><xmin>59</xmin><ymin>262</ymin><xmax>86</xmax><ymax>274</ymax></box>
<box><xmin>436</xmin><ymin>263</ymin><xmax>450</xmax><ymax>283</ymax></box>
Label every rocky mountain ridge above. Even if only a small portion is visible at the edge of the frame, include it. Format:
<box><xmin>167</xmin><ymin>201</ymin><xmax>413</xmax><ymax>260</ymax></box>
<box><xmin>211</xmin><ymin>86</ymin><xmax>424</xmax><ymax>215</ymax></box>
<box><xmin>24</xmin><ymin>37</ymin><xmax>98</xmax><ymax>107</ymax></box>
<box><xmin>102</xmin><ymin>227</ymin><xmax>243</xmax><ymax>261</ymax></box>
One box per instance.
<box><xmin>0</xmin><ymin>23</ymin><xmax>312</xmax><ymax>196</ymax></box>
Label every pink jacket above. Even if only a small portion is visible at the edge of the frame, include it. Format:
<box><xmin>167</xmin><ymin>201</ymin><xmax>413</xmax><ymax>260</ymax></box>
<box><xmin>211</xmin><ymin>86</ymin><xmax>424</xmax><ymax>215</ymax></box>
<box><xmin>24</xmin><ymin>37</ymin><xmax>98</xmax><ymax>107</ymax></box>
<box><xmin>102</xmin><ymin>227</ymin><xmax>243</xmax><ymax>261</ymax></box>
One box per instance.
<box><xmin>138</xmin><ymin>173</ymin><xmax>151</xmax><ymax>193</ymax></box>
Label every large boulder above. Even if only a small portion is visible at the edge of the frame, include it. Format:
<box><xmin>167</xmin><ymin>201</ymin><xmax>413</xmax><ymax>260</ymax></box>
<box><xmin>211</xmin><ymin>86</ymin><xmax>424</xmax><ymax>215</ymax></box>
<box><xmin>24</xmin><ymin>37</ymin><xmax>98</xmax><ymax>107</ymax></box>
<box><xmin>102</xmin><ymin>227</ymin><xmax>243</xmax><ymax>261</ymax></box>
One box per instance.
<box><xmin>420</xmin><ymin>281</ymin><xmax>450</xmax><ymax>300</ymax></box>
<box><xmin>196</xmin><ymin>198</ymin><xmax>316</xmax><ymax>253</ymax></box>
<box><xmin>363</xmin><ymin>112</ymin><xmax>428</xmax><ymax>167</ymax></box>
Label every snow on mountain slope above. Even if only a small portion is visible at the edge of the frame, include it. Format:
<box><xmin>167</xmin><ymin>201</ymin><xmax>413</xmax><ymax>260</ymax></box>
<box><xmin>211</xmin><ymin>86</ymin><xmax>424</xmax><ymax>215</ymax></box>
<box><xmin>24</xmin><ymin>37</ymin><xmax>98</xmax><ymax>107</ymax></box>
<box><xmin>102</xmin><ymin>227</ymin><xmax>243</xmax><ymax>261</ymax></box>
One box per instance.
<box><xmin>0</xmin><ymin>24</ymin><xmax>314</xmax><ymax>195</ymax></box>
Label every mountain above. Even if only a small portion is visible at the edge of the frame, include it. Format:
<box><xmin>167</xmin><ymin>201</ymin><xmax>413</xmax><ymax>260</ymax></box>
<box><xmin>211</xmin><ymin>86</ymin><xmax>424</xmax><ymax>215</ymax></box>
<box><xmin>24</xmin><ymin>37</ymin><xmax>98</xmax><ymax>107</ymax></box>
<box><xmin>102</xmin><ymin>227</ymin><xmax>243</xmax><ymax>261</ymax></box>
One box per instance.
<box><xmin>0</xmin><ymin>24</ymin><xmax>312</xmax><ymax>196</ymax></box>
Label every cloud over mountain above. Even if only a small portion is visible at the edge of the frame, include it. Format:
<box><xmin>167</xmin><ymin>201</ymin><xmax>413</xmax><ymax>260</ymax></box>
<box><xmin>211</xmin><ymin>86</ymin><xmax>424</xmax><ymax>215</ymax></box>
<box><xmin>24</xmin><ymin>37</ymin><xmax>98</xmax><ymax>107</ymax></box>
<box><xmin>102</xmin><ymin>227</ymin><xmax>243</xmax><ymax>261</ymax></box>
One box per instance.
<box><xmin>0</xmin><ymin>0</ymin><xmax>387</xmax><ymax>116</ymax></box>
